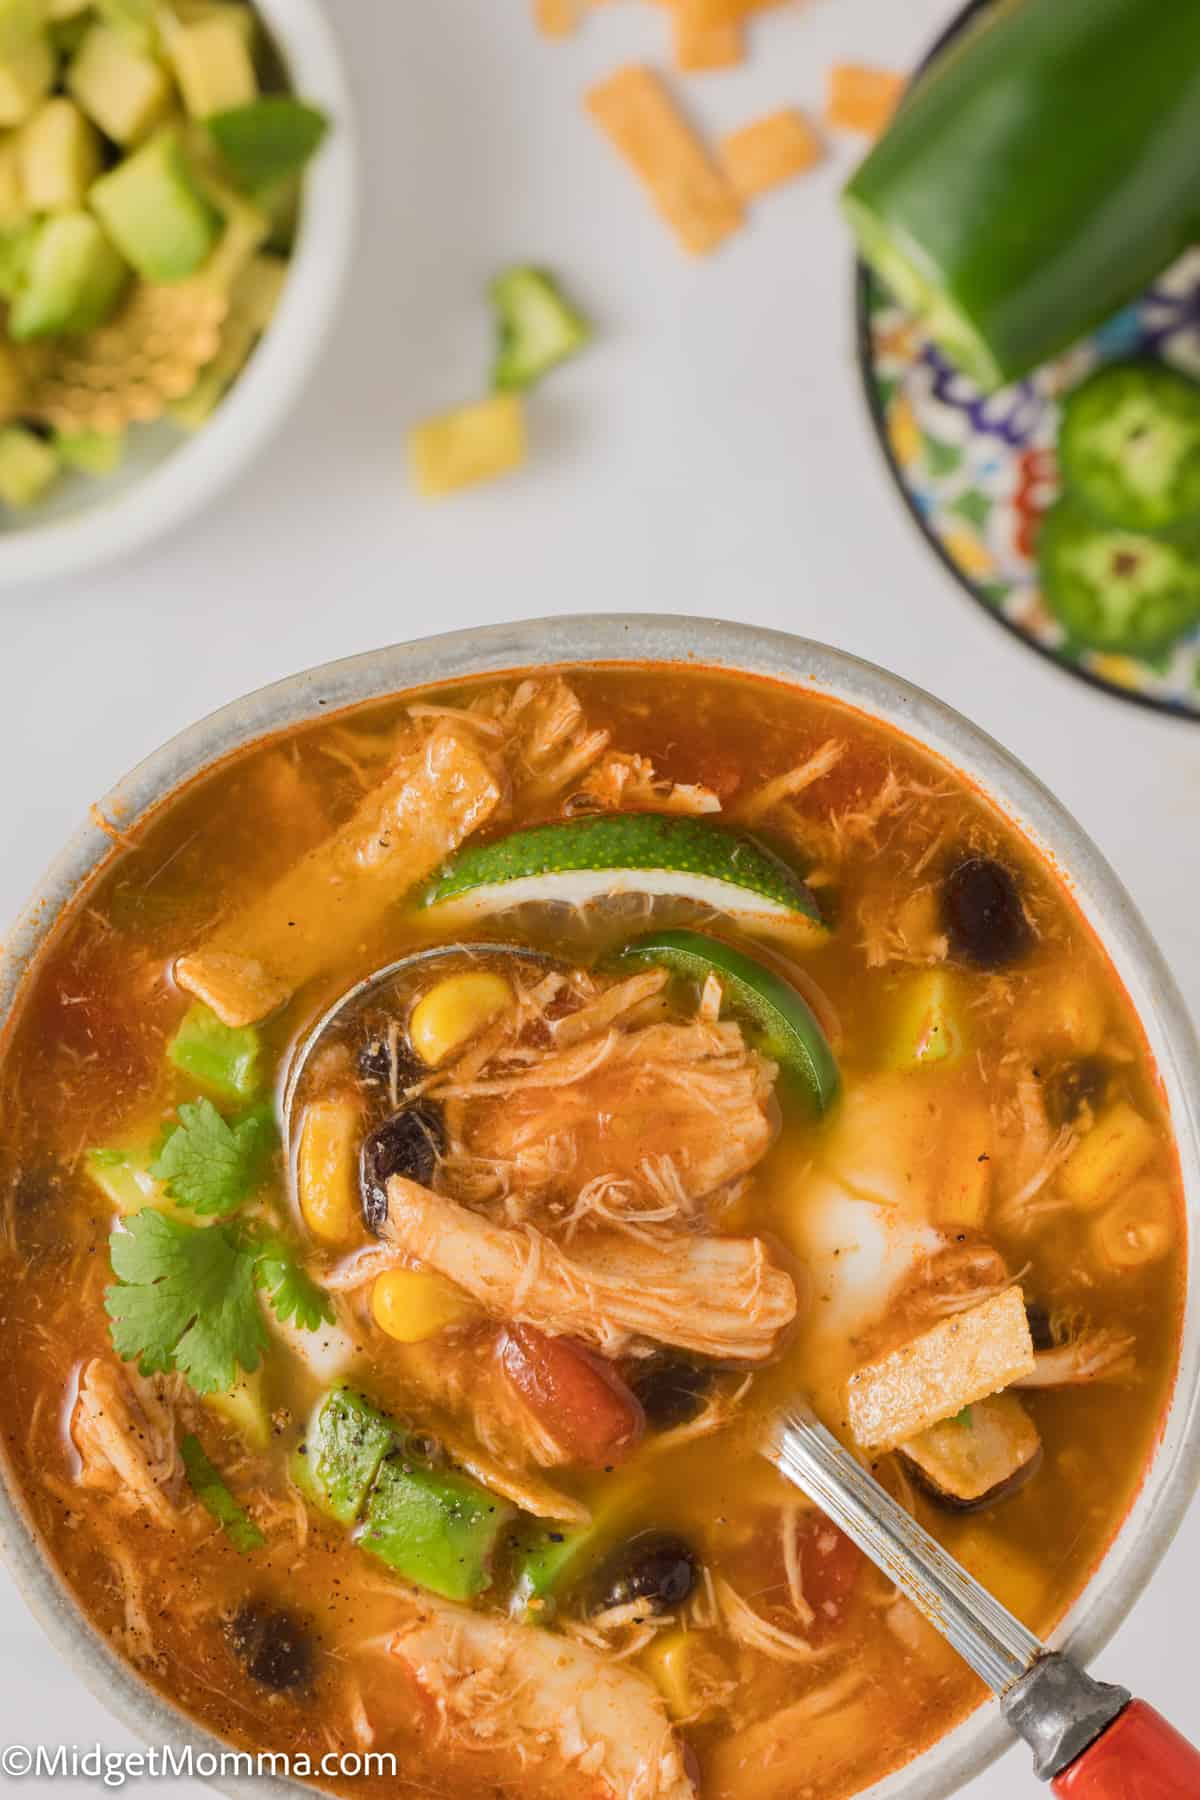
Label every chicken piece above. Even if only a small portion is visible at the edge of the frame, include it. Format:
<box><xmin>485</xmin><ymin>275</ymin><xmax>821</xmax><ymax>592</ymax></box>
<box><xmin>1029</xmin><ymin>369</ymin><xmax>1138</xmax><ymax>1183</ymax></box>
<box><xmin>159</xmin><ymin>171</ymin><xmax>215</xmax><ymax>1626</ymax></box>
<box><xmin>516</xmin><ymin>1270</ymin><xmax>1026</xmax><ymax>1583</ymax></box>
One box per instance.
<box><xmin>455</xmin><ymin>1018</ymin><xmax>776</xmax><ymax>1223</ymax></box>
<box><xmin>846</xmin><ymin>1287</ymin><xmax>1035</xmax><ymax>1452</ymax></box>
<box><xmin>1012</xmin><ymin>1329</ymin><xmax>1135</xmax><ymax>1388</ymax></box>
<box><xmin>176</xmin><ymin>724</ymin><xmax>501</xmax><ymax>1026</ymax></box>
<box><xmin>388</xmin><ymin>1586</ymin><xmax>695</xmax><ymax>1800</ymax></box>
<box><xmin>395</xmin><ymin>1333</ymin><xmax>584</xmax><ymax>1478</ymax></box>
<box><xmin>566</xmin><ymin>749</ymin><xmax>721</xmax><ymax>817</ymax></box>
<box><xmin>504</xmin><ymin>677</ymin><xmax>612</xmax><ymax>804</ymax></box>
<box><xmin>381</xmin><ymin>1178</ymin><xmax>797</xmax><ymax>1360</ymax></box>
<box><xmin>71</xmin><ymin>1358</ymin><xmax>183</xmax><ymax>1526</ymax></box>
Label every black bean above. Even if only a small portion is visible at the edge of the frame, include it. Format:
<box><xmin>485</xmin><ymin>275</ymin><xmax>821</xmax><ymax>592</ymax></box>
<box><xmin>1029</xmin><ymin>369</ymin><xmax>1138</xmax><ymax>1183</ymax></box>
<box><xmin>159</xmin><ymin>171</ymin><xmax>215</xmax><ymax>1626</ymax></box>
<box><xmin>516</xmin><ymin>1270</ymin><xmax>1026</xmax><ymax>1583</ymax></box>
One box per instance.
<box><xmin>226</xmin><ymin>1603</ymin><xmax>313</xmax><ymax>1692</ymax></box>
<box><xmin>630</xmin><ymin>1359</ymin><xmax>712</xmax><ymax>1431</ymax></box>
<box><xmin>596</xmin><ymin>1532</ymin><xmax>699</xmax><ymax>1613</ymax></box>
<box><xmin>360</xmin><ymin>1104</ymin><xmax>445</xmax><ymax>1231</ymax></box>
<box><xmin>1024</xmin><ymin>1301</ymin><xmax>1055</xmax><ymax>1352</ymax></box>
<box><xmin>1044</xmin><ymin>1058</ymin><xmax>1109</xmax><ymax>1129</ymax></box>
<box><xmin>942</xmin><ymin>855</ymin><xmax>1032</xmax><ymax>969</ymax></box>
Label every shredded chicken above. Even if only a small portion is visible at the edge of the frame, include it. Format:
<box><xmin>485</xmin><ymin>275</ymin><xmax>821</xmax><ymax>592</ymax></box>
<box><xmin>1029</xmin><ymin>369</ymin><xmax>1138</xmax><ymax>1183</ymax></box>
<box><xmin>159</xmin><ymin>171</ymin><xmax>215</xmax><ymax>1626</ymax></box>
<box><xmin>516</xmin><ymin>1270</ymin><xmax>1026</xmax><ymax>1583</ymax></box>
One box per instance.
<box><xmin>381</xmin><ymin>1179</ymin><xmax>797</xmax><ymax>1361</ymax></box>
<box><xmin>566</xmin><ymin>750</ymin><xmax>721</xmax><ymax>818</ymax></box>
<box><xmin>737</xmin><ymin>741</ymin><xmax>845</xmax><ymax>826</ymax></box>
<box><xmin>388</xmin><ymin>1587</ymin><xmax>695</xmax><ymax>1799</ymax></box>
<box><xmin>1012</xmin><ymin>1330</ymin><xmax>1135</xmax><ymax>1388</ymax></box>
<box><xmin>448</xmin><ymin>1017</ymin><xmax>776</xmax><ymax>1230</ymax></box>
<box><xmin>709</xmin><ymin>1577</ymin><xmax>830</xmax><ymax>1664</ymax></box>
<box><xmin>71</xmin><ymin>1358</ymin><xmax>182</xmax><ymax>1526</ymax></box>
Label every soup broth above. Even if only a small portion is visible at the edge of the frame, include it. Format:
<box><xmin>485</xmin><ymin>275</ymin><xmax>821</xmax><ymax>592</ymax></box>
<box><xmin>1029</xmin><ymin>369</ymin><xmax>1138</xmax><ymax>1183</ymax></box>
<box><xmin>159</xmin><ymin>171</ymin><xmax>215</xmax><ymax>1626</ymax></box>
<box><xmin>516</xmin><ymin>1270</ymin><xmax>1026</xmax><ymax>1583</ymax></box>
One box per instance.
<box><xmin>0</xmin><ymin>666</ymin><xmax>1185</xmax><ymax>1800</ymax></box>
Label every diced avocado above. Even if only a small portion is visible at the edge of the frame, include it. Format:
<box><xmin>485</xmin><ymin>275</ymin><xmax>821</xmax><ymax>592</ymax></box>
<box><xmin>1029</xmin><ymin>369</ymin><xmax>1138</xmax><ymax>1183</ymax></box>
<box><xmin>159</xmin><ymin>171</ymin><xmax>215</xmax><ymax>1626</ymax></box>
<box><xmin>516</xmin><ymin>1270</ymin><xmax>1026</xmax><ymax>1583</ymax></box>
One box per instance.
<box><xmin>510</xmin><ymin>1472</ymin><xmax>646</xmax><ymax>1620</ymax></box>
<box><xmin>0</xmin><ymin>2</ymin><xmax>54</xmax><ymax>127</ymax></box>
<box><xmin>490</xmin><ymin>267</ymin><xmax>592</xmax><ymax>393</ymax></box>
<box><xmin>165</xmin><ymin>11</ymin><xmax>256</xmax><ymax>118</ymax></box>
<box><xmin>90</xmin><ymin>128</ymin><xmax>221</xmax><ymax>279</ymax></box>
<box><xmin>52</xmin><ymin>424</ymin><xmax>125</xmax><ymax>473</ymax></box>
<box><xmin>95</xmin><ymin>0</ymin><xmax>160</xmax><ymax>54</ymax></box>
<box><xmin>0</xmin><ymin>421</ymin><xmax>56</xmax><ymax>506</ymax></box>
<box><xmin>0</xmin><ymin>216</ymin><xmax>34</xmax><ymax>295</ymax></box>
<box><xmin>190</xmin><ymin>165</ymin><xmax>266</xmax><ymax>289</ymax></box>
<box><xmin>0</xmin><ymin>133</ymin><xmax>26</xmax><ymax>221</ymax></box>
<box><xmin>204</xmin><ymin>1366</ymin><xmax>271</xmax><ymax>1452</ymax></box>
<box><xmin>0</xmin><ymin>337</ymin><xmax>27</xmax><ymax>419</ymax></box>
<box><xmin>206</xmin><ymin>97</ymin><xmax>328</xmax><ymax>192</ymax></box>
<box><xmin>359</xmin><ymin>1453</ymin><xmax>516</xmax><ymax>1602</ymax></box>
<box><xmin>168</xmin><ymin>1000</ymin><xmax>262</xmax><ymax>1101</ymax></box>
<box><xmin>291</xmin><ymin>1387</ymin><xmax>398</xmax><ymax>1528</ymax></box>
<box><xmin>86</xmin><ymin>1132</ymin><xmax>179</xmax><ymax>1217</ymax></box>
<box><xmin>68</xmin><ymin>23</ymin><xmax>173</xmax><ymax>146</ymax></box>
<box><xmin>174</xmin><ymin>0</ymin><xmax>256</xmax><ymax>47</ymax></box>
<box><xmin>19</xmin><ymin>97</ymin><xmax>102</xmax><ymax>210</ymax></box>
<box><xmin>9</xmin><ymin>210</ymin><xmax>129</xmax><ymax>338</ymax></box>
<box><xmin>49</xmin><ymin>0</ymin><xmax>91</xmax><ymax>16</ymax></box>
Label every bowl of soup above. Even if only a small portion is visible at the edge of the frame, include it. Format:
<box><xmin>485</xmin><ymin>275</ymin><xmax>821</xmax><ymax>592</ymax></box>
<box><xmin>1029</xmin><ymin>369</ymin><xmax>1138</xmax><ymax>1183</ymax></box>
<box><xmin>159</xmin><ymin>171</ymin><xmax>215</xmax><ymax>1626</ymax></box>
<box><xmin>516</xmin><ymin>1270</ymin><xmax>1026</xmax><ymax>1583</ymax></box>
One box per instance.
<box><xmin>0</xmin><ymin>616</ymin><xmax>1196</xmax><ymax>1800</ymax></box>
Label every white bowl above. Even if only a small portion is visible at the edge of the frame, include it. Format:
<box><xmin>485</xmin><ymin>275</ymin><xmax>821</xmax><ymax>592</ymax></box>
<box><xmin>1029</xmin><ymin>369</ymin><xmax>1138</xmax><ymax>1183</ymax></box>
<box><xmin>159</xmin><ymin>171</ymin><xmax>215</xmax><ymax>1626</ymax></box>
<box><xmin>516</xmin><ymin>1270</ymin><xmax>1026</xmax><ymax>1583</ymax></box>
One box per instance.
<box><xmin>1</xmin><ymin>617</ymin><xmax>1198</xmax><ymax>1800</ymax></box>
<box><xmin>0</xmin><ymin>0</ymin><xmax>358</xmax><ymax>586</ymax></box>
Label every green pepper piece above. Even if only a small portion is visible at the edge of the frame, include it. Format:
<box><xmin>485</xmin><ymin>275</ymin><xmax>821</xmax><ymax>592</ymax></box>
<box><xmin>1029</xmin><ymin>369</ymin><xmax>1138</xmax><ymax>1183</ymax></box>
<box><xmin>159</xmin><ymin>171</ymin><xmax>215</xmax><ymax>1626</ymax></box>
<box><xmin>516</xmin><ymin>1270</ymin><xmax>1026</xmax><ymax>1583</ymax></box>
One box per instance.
<box><xmin>168</xmin><ymin>1001</ymin><xmax>261</xmax><ymax>1101</ymax></box>
<box><xmin>1059</xmin><ymin>361</ymin><xmax>1200</xmax><ymax>539</ymax></box>
<box><xmin>181</xmin><ymin>1433</ymin><xmax>265</xmax><ymax>1552</ymax></box>
<box><xmin>490</xmin><ymin>267</ymin><xmax>592</xmax><ymax>393</ymax></box>
<box><xmin>292</xmin><ymin>1387</ymin><xmax>397</xmax><ymax>1527</ymax></box>
<box><xmin>1038</xmin><ymin>496</ymin><xmax>1200</xmax><ymax>657</ymax></box>
<box><xmin>359</xmin><ymin>1454</ymin><xmax>515</xmax><ymax>1602</ymax></box>
<box><xmin>844</xmin><ymin>0</ymin><xmax>1200</xmax><ymax>390</ymax></box>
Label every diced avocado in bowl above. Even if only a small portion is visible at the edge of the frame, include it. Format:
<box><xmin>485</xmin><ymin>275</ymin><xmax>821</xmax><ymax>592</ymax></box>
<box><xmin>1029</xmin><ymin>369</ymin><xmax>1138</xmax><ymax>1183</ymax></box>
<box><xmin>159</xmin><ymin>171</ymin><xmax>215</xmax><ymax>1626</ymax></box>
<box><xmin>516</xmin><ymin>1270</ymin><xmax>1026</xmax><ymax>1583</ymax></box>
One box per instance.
<box><xmin>0</xmin><ymin>0</ymin><xmax>334</xmax><ymax>526</ymax></box>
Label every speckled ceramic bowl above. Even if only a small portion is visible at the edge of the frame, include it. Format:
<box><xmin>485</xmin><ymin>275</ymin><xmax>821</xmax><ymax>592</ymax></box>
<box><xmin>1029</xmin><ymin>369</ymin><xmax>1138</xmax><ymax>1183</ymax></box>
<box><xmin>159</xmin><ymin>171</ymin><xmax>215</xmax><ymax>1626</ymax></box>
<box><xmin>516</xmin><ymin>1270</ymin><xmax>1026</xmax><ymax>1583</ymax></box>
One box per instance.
<box><xmin>1</xmin><ymin>617</ymin><xmax>1197</xmax><ymax>1799</ymax></box>
<box><xmin>855</xmin><ymin>0</ymin><xmax>1200</xmax><ymax>721</ymax></box>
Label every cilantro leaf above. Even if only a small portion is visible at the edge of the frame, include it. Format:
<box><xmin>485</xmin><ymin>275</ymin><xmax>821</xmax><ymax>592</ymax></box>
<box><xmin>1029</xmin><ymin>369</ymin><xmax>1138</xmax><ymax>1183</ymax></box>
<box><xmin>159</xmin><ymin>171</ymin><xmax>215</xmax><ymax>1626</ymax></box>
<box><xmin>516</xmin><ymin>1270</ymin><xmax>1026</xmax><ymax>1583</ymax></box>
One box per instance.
<box><xmin>151</xmin><ymin>1097</ymin><xmax>276</xmax><ymax>1217</ymax></box>
<box><xmin>105</xmin><ymin>1211</ymin><xmax>267</xmax><ymax>1396</ymax></box>
<box><xmin>255</xmin><ymin>1237</ymin><xmax>336</xmax><ymax>1332</ymax></box>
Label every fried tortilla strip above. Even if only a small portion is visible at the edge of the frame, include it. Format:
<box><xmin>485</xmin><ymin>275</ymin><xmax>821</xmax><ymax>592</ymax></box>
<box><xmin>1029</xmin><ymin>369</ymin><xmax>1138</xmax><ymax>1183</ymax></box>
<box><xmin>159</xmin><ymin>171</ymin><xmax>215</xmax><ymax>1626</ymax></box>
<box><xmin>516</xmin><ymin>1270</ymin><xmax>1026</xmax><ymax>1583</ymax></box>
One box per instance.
<box><xmin>585</xmin><ymin>65</ymin><xmax>744</xmax><ymax>256</ymax></box>
<box><xmin>382</xmin><ymin>1178</ymin><xmax>797</xmax><ymax>1360</ymax></box>
<box><xmin>389</xmin><ymin>1586</ymin><xmax>694</xmax><ymax>1799</ymax></box>
<box><xmin>846</xmin><ymin>1287</ymin><xmax>1035</xmax><ymax>1452</ymax></box>
<box><xmin>721</xmin><ymin>109</ymin><xmax>824</xmax><ymax>199</ymax></box>
<box><xmin>533</xmin><ymin>0</ymin><xmax>579</xmax><ymax>35</ymax></box>
<box><xmin>673</xmin><ymin>0</ymin><xmax>744</xmax><ymax>72</ymax></box>
<box><xmin>825</xmin><ymin>63</ymin><xmax>905</xmax><ymax>137</ymax></box>
<box><xmin>176</xmin><ymin>727</ymin><xmax>501</xmax><ymax>1026</ymax></box>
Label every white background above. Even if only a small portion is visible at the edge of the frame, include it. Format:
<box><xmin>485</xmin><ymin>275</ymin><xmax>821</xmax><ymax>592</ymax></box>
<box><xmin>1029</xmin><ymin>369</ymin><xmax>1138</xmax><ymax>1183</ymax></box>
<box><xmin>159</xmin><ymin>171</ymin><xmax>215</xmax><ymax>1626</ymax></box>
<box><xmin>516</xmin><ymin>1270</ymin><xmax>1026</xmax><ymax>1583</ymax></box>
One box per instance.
<box><xmin>1</xmin><ymin>0</ymin><xmax>1198</xmax><ymax>1790</ymax></box>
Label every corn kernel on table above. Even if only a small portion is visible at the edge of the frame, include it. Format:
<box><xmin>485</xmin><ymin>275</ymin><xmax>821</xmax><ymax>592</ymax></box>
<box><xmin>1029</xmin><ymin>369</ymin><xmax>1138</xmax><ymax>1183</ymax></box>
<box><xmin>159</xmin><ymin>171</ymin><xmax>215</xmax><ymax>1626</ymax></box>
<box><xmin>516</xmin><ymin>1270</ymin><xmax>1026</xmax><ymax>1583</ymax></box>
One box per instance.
<box><xmin>1</xmin><ymin>0</ymin><xmax>1198</xmax><ymax>1791</ymax></box>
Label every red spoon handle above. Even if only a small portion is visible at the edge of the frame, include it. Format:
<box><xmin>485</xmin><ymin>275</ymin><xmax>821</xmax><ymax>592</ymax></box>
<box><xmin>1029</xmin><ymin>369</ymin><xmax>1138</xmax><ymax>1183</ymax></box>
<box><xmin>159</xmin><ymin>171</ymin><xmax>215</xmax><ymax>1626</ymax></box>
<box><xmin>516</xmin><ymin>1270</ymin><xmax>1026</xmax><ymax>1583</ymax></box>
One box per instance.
<box><xmin>1051</xmin><ymin>1701</ymin><xmax>1200</xmax><ymax>1797</ymax></box>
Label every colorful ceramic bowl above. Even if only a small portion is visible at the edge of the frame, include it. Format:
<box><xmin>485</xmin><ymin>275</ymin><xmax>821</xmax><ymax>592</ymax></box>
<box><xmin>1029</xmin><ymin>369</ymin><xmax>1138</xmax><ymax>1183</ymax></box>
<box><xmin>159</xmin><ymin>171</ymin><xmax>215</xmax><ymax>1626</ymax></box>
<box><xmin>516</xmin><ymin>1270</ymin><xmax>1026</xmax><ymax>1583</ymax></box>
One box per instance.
<box><xmin>855</xmin><ymin>7</ymin><xmax>1200</xmax><ymax>722</ymax></box>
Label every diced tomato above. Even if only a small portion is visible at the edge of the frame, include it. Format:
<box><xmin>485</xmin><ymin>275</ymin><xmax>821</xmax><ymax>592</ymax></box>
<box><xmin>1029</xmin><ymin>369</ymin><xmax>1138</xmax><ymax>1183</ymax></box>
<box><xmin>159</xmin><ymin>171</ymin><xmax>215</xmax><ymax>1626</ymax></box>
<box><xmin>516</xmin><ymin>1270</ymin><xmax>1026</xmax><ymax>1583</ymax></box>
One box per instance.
<box><xmin>796</xmin><ymin>1516</ymin><xmax>863</xmax><ymax>1643</ymax></box>
<box><xmin>498</xmin><ymin>1325</ymin><xmax>645</xmax><ymax>1469</ymax></box>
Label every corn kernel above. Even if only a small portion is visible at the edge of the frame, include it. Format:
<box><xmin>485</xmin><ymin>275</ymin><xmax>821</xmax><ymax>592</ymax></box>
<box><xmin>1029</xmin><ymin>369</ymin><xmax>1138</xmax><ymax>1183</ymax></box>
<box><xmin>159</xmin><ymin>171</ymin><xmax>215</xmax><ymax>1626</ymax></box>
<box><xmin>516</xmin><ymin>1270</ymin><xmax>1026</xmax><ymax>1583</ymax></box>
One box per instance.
<box><xmin>1091</xmin><ymin>1182</ymin><xmax>1175</xmax><ymax>1271</ymax></box>
<box><xmin>1059</xmin><ymin>1101</ymin><xmax>1158</xmax><ymax>1212</ymax></box>
<box><xmin>371</xmin><ymin>1268</ymin><xmax>474</xmax><ymax>1342</ymax></box>
<box><xmin>643</xmin><ymin>1630</ymin><xmax>698</xmax><ymax>1720</ymax></box>
<box><xmin>298</xmin><ymin>1093</ymin><xmax>362</xmax><ymax>1246</ymax></box>
<box><xmin>409</xmin><ymin>970</ymin><xmax>513</xmax><ymax>1067</ymax></box>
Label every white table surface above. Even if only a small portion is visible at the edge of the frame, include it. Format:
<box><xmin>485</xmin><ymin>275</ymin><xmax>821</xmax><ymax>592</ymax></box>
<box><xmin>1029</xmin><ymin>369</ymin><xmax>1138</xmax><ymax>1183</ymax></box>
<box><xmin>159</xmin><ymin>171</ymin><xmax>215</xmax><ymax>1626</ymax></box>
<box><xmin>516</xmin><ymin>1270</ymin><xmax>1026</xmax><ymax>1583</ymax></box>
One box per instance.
<box><xmin>1</xmin><ymin>0</ymin><xmax>1198</xmax><ymax>1790</ymax></box>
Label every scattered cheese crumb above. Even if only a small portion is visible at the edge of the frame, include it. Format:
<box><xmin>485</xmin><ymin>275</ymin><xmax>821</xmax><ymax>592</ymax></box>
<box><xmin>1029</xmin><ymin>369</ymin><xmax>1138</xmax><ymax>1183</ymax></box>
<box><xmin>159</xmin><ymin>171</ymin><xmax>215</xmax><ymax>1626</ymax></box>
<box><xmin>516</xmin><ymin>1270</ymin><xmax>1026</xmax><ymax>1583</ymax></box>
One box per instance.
<box><xmin>585</xmin><ymin>63</ymin><xmax>744</xmax><ymax>256</ymax></box>
<box><xmin>721</xmin><ymin>108</ymin><xmax>824</xmax><ymax>198</ymax></box>
<box><xmin>825</xmin><ymin>63</ymin><xmax>905</xmax><ymax>136</ymax></box>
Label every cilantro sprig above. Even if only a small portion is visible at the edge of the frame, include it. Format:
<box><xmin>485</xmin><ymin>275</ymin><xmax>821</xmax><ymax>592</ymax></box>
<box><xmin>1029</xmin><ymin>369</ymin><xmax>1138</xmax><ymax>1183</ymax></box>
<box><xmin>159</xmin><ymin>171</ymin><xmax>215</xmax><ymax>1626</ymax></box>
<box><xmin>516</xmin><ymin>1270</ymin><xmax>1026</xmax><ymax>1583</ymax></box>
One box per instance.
<box><xmin>105</xmin><ymin>1211</ymin><xmax>335</xmax><ymax>1398</ymax></box>
<box><xmin>151</xmin><ymin>1097</ymin><xmax>276</xmax><ymax>1217</ymax></box>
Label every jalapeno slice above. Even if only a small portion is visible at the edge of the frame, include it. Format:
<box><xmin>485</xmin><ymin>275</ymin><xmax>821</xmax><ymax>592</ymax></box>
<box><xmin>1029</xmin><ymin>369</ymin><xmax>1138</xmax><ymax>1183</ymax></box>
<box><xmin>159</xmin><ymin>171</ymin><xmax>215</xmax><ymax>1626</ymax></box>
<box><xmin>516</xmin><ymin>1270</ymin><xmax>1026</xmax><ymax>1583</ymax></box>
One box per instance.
<box><xmin>1059</xmin><ymin>361</ymin><xmax>1200</xmax><ymax>538</ymax></box>
<box><xmin>1038</xmin><ymin>495</ymin><xmax>1200</xmax><ymax>656</ymax></box>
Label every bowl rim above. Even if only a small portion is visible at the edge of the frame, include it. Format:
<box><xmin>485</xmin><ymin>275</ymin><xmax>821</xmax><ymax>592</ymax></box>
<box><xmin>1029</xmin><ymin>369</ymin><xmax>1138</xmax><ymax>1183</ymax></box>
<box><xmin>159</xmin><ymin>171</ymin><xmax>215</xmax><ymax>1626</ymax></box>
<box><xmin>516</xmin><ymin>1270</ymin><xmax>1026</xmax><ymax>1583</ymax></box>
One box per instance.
<box><xmin>850</xmin><ymin>0</ymin><xmax>1200</xmax><ymax>727</ymax></box>
<box><xmin>1</xmin><ymin>614</ymin><xmax>1197</xmax><ymax>1800</ymax></box>
<box><xmin>0</xmin><ymin>0</ymin><xmax>359</xmax><ymax>588</ymax></box>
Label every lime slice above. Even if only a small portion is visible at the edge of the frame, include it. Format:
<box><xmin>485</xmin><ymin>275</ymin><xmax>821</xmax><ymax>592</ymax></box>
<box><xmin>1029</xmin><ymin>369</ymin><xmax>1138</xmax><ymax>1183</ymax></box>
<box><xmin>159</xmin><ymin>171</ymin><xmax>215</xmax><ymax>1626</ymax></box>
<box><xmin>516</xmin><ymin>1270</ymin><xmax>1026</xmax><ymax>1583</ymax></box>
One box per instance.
<box><xmin>419</xmin><ymin>815</ymin><xmax>824</xmax><ymax>942</ymax></box>
<box><xmin>619</xmin><ymin>928</ymin><xmax>840</xmax><ymax>1114</ymax></box>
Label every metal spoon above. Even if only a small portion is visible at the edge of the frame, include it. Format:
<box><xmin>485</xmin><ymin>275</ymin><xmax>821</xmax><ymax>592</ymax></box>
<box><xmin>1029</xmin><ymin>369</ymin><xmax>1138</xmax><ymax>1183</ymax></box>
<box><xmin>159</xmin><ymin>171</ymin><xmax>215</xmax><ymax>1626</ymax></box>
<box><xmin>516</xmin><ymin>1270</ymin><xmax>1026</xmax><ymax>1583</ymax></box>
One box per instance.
<box><xmin>764</xmin><ymin>1400</ymin><xmax>1200</xmax><ymax>1794</ymax></box>
<box><xmin>281</xmin><ymin>941</ymin><xmax>558</xmax><ymax>1154</ymax></box>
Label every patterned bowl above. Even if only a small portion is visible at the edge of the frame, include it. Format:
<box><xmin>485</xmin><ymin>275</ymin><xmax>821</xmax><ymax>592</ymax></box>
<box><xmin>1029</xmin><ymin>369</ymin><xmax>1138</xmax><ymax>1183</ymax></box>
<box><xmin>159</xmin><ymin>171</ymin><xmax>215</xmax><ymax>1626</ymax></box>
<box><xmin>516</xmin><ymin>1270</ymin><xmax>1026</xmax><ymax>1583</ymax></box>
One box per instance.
<box><xmin>855</xmin><ymin>3</ymin><xmax>1200</xmax><ymax>722</ymax></box>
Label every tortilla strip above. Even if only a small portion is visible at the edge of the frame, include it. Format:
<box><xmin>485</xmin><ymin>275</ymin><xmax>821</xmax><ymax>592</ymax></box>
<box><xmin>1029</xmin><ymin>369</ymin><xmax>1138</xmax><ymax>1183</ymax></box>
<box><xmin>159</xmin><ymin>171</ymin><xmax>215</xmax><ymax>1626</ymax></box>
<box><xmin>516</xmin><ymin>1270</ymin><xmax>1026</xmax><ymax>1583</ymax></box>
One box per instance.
<box><xmin>721</xmin><ymin>109</ymin><xmax>825</xmax><ymax>198</ymax></box>
<box><xmin>673</xmin><ymin>0</ymin><xmax>744</xmax><ymax>72</ymax></box>
<box><xmin>533</xmin><ymin>0</ymin><xmax>578</xmax><ymax>35</ymax></box>
<box><xmin>585</xmin><ymin>65</ymin><xmax>744</xmax><ymax>256</ymax></box>
<box><xmin>825</xmin><ymin>64</ymin><xmax>905</xmax><ymax>137</ymax></box>
<box><xmin>846</xmin><ymin>1287</ymin><xmax>1035</xmax><ymax>1452</ymax></box>
<box><xmin>176</xmin><ymin>727</ymin><xmax>500</xmax><ymax>1026</ymax></box>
